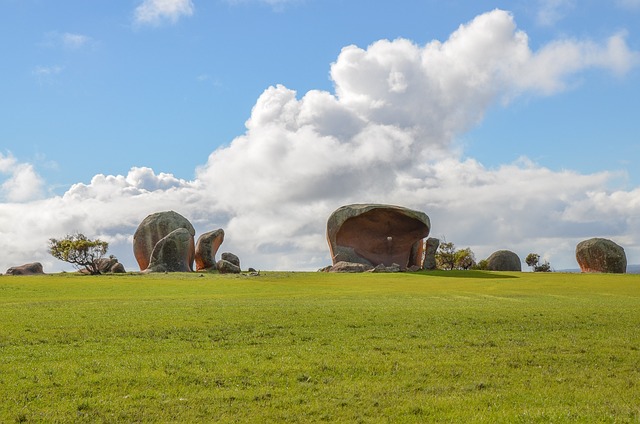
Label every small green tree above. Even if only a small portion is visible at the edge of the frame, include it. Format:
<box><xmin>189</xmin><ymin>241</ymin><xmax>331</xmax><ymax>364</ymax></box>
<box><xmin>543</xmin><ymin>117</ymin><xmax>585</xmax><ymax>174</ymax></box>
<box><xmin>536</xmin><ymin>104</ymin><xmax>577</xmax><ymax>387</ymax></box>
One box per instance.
<box><xmin>473</xmin><ymin>259</ymin><xmax>489</xmax><ymax>270</ymax></box>
<box><xmin>436</xmin><ymin>241</ymin><xmax>457</xmax><ymax>270</ymax></box>
<box><xmin>48</xmin><ymin>233</ymin><xmax>109</xmax><ymax>275</ymax></box>
<box><xmin>455</xmin><ymin>248</ymin><xmax>476</xmax><ymax>270</ymax></box>
<box><xmin>525</xmin><ymin>252</ymin><xmax>551</xmax><ymax>272</ymax></box>
<box><xmin>525</xmin><ymin>253</ymin><xmax>540</xmax><ymax>270</ymax></box>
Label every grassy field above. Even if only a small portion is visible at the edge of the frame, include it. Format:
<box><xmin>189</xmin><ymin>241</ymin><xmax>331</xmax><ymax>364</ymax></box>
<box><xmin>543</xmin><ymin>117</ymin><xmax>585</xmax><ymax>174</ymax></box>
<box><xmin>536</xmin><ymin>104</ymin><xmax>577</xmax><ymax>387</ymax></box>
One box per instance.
<box><xmin>1</xmin><ymin>271</ymin><xmax>639</xmax><ymax>423</ymax></box>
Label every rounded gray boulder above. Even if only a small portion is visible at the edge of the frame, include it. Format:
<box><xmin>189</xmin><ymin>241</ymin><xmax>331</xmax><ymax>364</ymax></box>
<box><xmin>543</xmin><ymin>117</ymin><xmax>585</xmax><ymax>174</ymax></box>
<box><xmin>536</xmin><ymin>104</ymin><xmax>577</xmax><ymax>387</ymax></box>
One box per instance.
<box><xmin>486</xmin><ymin>250</ymin><xmax>521</xmax><ymax>271</ymax></box>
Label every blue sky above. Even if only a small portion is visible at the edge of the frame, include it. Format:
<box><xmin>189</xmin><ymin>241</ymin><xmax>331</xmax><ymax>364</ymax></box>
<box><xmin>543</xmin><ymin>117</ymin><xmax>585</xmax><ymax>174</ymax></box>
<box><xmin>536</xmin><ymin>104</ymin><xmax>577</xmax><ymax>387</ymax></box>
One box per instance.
<box><xmin>1</xmin><ymin>0</ymin><xmax>639</xmax><ymax>272</ymax></box>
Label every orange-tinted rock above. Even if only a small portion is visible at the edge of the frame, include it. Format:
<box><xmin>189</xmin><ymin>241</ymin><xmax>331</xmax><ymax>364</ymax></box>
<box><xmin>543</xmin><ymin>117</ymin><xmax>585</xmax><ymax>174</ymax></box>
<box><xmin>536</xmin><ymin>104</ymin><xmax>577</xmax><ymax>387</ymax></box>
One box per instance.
<box><xmin>133</xmin><ymin>211</ymin><xmax>195</xmax><ymax>271</ymax></box>
<box><xmin>576</xmin><ymin>238</ymin><xmax>626</xmax><ymax>273</ymax></box>
<box><xmin>327</xmin><ymin>204</ymin><xmax>430</xmax><ymax>268</ymax></box>
<box><xmin>195</xmin><ymin>229</ymin><xmax>225</xmax><ymax>271</ymax></box>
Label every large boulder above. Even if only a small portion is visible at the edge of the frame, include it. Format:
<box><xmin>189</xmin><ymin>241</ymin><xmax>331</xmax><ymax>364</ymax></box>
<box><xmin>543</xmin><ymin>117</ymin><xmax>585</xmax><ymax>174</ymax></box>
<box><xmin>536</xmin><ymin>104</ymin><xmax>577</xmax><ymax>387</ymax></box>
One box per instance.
<box><xmin>327</xmin><ymin>204</ymin><xmax>431</xmax><ymax>268</ymax></box>
<box><xmin>6</xmin><ymin>262</ymin><xmax>44</xmax><ymax>275</ymax></box>
<box><xmin>486</xmin><ymin>250</ymin><xmax>521</xmax><ymax>271</ymax></box>
<box><xmin>576</xmin><ymin>238</ymin><xmax>626</xmax><ymax>273</ymax></box>
<box><xmin>422</xmin><ymin>237</ymin><xmax>440</xmax><ymax>270</ymax></box>
<box><xmin>195</xmin><ymin>229</ymin><xmax>225</xmax><ymax>271</ymax></box>
<box><xmin>133</xmin><ymin>211</ymin><xmax>195</xmax><ymax>271</ymax></box>
<box><xmin>146</xmin><ymin>228</ymin><xmax>194</xmax><ymax>273</ymax></box>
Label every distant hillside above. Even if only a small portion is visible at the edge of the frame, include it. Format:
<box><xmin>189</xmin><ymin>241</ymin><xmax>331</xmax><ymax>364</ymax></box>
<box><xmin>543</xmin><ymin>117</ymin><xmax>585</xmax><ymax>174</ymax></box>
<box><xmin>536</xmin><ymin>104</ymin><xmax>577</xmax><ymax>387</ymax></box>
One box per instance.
<box><xmin>558</xmin><ymin>264</ymin><xmax>640</xmax><ymax>274</ymax></box>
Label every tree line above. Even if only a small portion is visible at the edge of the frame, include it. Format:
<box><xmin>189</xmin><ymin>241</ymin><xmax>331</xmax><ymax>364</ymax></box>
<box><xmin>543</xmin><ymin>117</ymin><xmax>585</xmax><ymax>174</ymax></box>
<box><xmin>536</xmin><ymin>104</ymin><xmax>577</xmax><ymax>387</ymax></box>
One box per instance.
<box><xmin>435</xmin><ymin>240</ymin><xmax>552</xmax><ymax>272</ymax></box>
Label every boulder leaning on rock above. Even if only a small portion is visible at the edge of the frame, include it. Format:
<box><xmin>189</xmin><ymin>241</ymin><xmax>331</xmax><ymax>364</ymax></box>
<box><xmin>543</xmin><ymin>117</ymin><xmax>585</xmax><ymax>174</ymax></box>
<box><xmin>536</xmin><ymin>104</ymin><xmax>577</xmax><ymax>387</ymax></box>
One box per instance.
<box><xmin>221</xmin><ymin>252</ymin><xmax>240</xmax><ymax>268</ymax></box>
<box><xmin>146</xmin><ymin>228</ymin><xmax>194</xmax><ymax>273</ymax></box>
<box><xmin>6</xmin><ymin>262</ymin><xmax>44</xmax><ymax>275</ymax></box>
<box><xmin>217</xmin><ymin>259</ymin><xmax>241</xmax><ymax>274</ymax></box>
<box><xmin>576</xmin><ymin>238</ymin><xmax>626</xmax><ymax>273</ymax></box>
<box><xmin>195</xmin><ymin>229</ymin><xmax>225</xmax><ymax>271</ymax></box>
<box><xmin>486</xmin><ymin>250</ymin><xmax>521</xmax><ymax>271</ymax></box>
<box><xmin>133</xmin><ymin>211</ymin><xmax>195</xmax><ymax>272</ymax></box>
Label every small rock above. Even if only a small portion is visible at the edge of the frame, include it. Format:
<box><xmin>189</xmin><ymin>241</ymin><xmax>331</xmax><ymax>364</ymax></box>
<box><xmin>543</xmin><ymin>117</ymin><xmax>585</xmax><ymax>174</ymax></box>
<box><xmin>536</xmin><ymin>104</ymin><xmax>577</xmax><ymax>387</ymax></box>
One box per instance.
<box><xmin>369</xmin><ymin>263</ymin><xmax>389</xmax><ymax>273</ymax></box>
<box><xmin>386</xmin><ymin>263</ymin><xmax>402</xmax><ymax>273</ymax></box>
<box><xmin>221</xmin><ymin>252</ymin><xmax>240</xmax><ymax>268</ymax></box>
<box><xmin>217</xmin><ymin>259</ymin><xmax>241</xmax><ymax>274</ymax></box>
<box><xmin>328</xmin><ymin>261</ymin><xmax>374</xmax><ymax>273</ymax></box>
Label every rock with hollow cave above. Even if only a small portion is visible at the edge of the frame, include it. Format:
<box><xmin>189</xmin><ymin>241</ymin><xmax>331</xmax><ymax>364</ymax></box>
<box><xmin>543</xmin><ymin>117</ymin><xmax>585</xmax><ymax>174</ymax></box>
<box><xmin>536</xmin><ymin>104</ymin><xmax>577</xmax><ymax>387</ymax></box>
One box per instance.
<box><xmin>326</xmin><ymin>204</ymin><xmax>431</xmax><ymax>271</ymax></box>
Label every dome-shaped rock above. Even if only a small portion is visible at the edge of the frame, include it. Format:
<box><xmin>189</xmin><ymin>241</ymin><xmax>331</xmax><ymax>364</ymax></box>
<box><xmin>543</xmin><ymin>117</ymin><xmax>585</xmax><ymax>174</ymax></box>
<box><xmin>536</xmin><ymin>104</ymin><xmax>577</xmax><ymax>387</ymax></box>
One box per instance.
<box><xmin>576</xmin><ymin>238</ymin><xmax>626</xmax><ymax>273</ymax></box>
<box><xmin>133</xmin><ymin>211</ymin><xmax>195</xmax><ymax>271</ymax></box>
<box><xmin>195</xmin><ymin>229</ymin><xmax>225</xmax><ymax>271</ymax></box>
<box><xmin>327</xmin><ymin>204</ymin><xmax>430</xmax><ymax>268</ymax></box>
<box><xmin>486</xmin><ymin>250</ymin><xmax>521</xmax><ymax>271</ymax></box>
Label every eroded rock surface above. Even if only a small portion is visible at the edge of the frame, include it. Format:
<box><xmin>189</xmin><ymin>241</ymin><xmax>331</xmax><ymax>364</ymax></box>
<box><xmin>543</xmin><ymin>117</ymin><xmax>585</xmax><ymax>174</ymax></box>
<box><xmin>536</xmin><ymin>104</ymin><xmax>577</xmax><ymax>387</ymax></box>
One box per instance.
<box><xmin>422</xmin><ymin>237</ymin><xmax>440</xmax><ymax>270</ymax></box>
<box><xmin>133</xmin><ymin>211</ymin><xmax>195</xmax><ymax>272</ymax></box>
<box><xmin>195</xmin><ymin>229</ymin><xmax>225</xmax><ymax>271</ymax></box>
<box><xmin>146</xmin><ymin>228</ymin><xmax>194</xmax><ymax>273</ymax></box>
<box><xmin>327</xmin><ymin>204</ymin><xmax>430</xmax><ymax>269</ymax></box>
<box><xmin>486</xmin><ymin>250</ymin><xmax>521</xmax><ymax>271</ymax></box>
<box><xmin>6</xmin><ymin>262</ymin><xmax>44</xmax><ymax>275</ymax></box>
<box><xmin>576</xmin><ymin>238</ymin><xmax>626</xmax><ymax>273</ymax></box>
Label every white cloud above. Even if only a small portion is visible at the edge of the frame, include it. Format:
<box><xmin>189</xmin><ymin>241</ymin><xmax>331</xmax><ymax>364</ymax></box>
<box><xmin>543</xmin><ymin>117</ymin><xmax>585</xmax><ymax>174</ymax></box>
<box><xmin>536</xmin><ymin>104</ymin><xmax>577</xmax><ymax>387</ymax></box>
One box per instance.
<box><xmin>2</xmin><ymin>9</ymin><xmax>639</xmax><ymax>273</ymax></box>
<box><xmin>41</xmin><ymin>31</ymin><xmax>93</xmax><ymax>50</ymax></box>
<box><xmin>0</xmin><ymin>153</ymin><xmax>44</xmax><ymax>203</ymax></box>
<box><xmin>32</xmin><ymin>65</ymin><xmax>64</xmax><ymax>77</ymax></box>
<box><xmin>134</xmin><ymin>0</ymin><xmax>194</xmax><ymax>26</ymax></box>
<box><xmin>536</xmin><ymin>0</ymin><xmax>575</xmax><ymax>26</ymax></box>
<box><xmin>61</xmin><ymin>32</ymin><xmax>92</xmax><ymax>49</ymax></box>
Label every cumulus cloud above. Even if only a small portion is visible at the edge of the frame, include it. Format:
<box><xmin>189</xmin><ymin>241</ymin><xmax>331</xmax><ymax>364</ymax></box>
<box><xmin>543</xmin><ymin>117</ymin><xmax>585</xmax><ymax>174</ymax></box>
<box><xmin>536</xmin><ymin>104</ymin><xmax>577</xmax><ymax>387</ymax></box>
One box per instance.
<box><xmin>1</xmin><ymin>9</ymin><xmax>639</xmax><ymax>273</ymax></box>
<box><xmin>0</xmin><ymin>153</ymin><xmax>44</xmax><ymax>203</ymax></box>
<box><xmin>134</xmin><ymin>0</ymin><xmax>194</xmax><ymax>25</ymax></box>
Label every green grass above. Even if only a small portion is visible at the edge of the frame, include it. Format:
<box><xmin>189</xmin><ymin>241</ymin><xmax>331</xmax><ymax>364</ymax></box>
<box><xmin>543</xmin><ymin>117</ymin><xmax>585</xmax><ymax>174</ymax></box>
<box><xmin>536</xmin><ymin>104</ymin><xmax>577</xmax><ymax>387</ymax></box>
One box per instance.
<box><xmin>1</xmin><ymin>271</ymin><xmax>639</xmax><ymax>423</ymax></box>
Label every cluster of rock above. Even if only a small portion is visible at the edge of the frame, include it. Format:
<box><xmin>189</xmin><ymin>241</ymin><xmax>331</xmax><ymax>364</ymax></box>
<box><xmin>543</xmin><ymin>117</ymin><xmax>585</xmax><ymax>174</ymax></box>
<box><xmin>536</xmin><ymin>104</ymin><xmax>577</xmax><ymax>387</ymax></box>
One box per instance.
<box><xmin>94</xmin><ymin>257</ymin><xmax>126</xmax><ymax>274</ymax></box>
<box><xmin>133</xmin><ymin>211</ymin><xmax>242</xmax><ymax>274</ymax></box>
<box><xmin>322</xmin><ymin>204</ymin><xmax>437</xmax><ymax>273</ymax></box>
<box><xmin>576</xmin><ymin>238</ymin><xmax>626</xmax><ymax>273</ymax></box>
